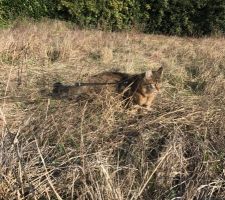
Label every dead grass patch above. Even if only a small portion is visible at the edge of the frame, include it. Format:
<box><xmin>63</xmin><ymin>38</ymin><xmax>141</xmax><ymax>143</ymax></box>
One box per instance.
<box><xmin>0</xmin><ymin>20</ymin><xmax>225</xmax><ymax>199</ymax></box>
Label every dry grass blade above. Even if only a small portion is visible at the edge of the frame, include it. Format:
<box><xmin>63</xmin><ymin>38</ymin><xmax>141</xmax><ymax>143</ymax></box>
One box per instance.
<box><xmin>132</xmin><ymin>146</ymin><xmax>173</xmax><ymax>200</ymax></box>
<box><xmin>35</xmin><ymin>138</ymin><xmax>63</xmax><ymax>200</ymax></box>
<box><xmin>0</xmin><ymin>19</ymin><xmax>225</xmax><ymax>199</ymax></box>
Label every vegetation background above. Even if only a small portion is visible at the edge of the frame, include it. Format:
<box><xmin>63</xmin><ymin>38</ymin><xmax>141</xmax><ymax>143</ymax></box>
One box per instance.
<box><xmin>1</xmin><ymin>0</ymin><xmax>225</xmax><ymax>35</ymax></box>
<box><xmin>0</xmin><ymin>0</ymin><xmax>225</xmax><ymax>200</ymax></box>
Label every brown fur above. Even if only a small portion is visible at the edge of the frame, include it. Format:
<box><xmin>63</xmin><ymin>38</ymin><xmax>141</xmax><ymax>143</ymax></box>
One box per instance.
<box><xmin>52</xmin><ymin>67</ymin><xmax>163</xmax><ymax>109</ymax></box>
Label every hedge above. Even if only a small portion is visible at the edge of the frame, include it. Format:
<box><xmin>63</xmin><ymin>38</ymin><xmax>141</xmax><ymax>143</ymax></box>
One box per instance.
<box><xmin>1</xmin><ymin>0</ymin><xmax>225</xmax><ymax>36</ymax></box>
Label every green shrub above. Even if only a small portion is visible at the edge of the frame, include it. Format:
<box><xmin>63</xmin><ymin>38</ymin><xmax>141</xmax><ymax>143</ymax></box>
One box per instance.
<box><xmin>0</xmin><ymin>0</ymin><xmax>57</xmax><ymax>21</ymax></box>
<box><xmin>58</xmin><ymin>0</ymin><xmax>139</xmax><ymax>31</ymax></box>
<box><xmin>1</xmin><ymin>0</ymin><xmax>225</xmax><ymax>36</ymax></box>
<box><xmin>140</xmin><ymin>0</ymin><xmax>225</xmax><ymax>36</ymax></box>
<box><xmin>194</xmin><ymin>0</ymin><xmax>225</xmax><ymax>35</ymax></box>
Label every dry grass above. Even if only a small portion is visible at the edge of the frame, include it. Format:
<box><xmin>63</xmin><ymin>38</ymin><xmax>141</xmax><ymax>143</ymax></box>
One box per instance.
<box><xmin>0</xmin><ymin>19</ymin><xmax>225</xmax><ymax>200</ymax></box>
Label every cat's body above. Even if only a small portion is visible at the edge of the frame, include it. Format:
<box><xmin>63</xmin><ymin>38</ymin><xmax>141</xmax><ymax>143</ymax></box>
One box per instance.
<box><xmin>52</xmin><ymin>67</ymin><xmax>163</xmax><ymax>109</ymax></box>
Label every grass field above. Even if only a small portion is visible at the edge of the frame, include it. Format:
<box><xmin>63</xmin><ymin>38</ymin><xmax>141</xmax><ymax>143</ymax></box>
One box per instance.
<box><xmin>0</xmin><ymin>20</ymin><xmax>225</xmax><ymax>200</ymax></box>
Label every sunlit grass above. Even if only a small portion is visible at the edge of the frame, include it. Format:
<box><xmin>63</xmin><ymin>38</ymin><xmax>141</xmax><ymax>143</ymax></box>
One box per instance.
<box><xmin>0</xmin><ymin>19</ymin><xmax>225</xmax><ymax>199</ymax></box>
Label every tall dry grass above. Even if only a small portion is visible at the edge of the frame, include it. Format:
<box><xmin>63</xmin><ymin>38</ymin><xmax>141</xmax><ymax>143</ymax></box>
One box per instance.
<box><xmin>0</xmin><ymin>19</ymin><xmax>225</xmax><ymax>199</ymax></box>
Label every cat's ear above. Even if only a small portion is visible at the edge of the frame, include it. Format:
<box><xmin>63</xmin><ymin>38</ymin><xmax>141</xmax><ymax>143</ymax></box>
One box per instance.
<box><xmin>152</xmin><ymin>66</ymin><xmax>163</xmax><ymax>82</ymax></box>
<box><xmin>145</xmin><ymin>70</ymin><xmax>153</xmax><ymax>80</ymax></box>
<box><xmin>145</xmin><ymin>67</ymin><xmax>163</xmax><ymax>81</ymax></box>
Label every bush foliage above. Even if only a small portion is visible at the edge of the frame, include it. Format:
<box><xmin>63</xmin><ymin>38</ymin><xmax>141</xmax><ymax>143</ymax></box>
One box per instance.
<box><xmin>1</xmin><ymin>0</ymin><xmax>225</xmax><ymax>35</ymax></box>
<box><xmin>58</xmin><ymin>0</ymin><xmax>139</xmax><ymax>30</ymax></box>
